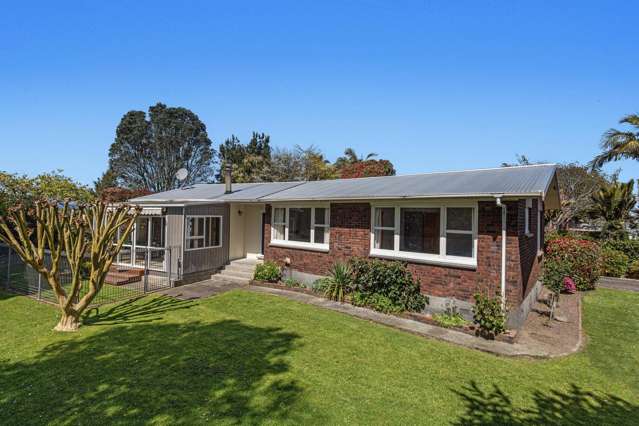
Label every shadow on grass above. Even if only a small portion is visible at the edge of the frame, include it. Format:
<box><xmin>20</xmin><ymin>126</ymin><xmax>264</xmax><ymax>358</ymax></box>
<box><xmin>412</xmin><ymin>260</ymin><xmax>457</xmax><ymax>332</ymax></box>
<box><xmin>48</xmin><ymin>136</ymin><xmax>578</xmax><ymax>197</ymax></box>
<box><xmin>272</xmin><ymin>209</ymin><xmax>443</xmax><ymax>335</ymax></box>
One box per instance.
<box><xmin>453</xmin><ymin>380</ymin><xmax>639</xmax><ymax>425</ymax></box>
<box><xmin>0</xmin><ymin>320</ymin><xmax>313</xmax><ymax>424</ymax></box>
<box><xmin>83</xmin><ymin>295</ymin><xmax>196</xmax><ymax>326</ymax></box>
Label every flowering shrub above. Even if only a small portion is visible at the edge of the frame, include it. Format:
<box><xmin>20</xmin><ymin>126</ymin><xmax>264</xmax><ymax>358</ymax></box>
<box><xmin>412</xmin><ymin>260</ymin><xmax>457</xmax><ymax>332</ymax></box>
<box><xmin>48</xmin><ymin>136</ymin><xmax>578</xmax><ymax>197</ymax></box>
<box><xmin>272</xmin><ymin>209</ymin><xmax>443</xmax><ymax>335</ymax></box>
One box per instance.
<box><xmin>544</xmin><ymin>237</ymin><xmax>602</xmax><ymax>291</ymax></box>
<box><xmin>563</xmin><ymin>277</ymin><xmax>576</xmax><ymax>294</ymax></box>
<box><xmin>600</xmin><ymin>248</ymin><xmax>629</xmax><ymax>278</ymax></box>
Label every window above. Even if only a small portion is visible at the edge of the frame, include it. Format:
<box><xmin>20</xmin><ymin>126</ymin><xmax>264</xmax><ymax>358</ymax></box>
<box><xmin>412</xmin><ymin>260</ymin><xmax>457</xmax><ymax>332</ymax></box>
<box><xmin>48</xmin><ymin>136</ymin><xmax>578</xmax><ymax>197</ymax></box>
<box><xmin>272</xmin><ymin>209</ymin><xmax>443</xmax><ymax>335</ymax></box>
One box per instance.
<box><xmin>537</xmin><ymin>202</ymin><xmax>542</xmax><ymax>253</ymax></box>
<box><xmin>445</xmin><ymin>207</ymin><xmax>473</xmax><ymax>257</ymax></box>
<box><xmin>371</xmin><ymin>204</ymin><xmax>477</xmax><ymax>267</ymax></box>
<box><xmin>525</xmin><ymin>199</ymin><xmax>532</xmax><ymax>235</ymax></box>
<box><xmin>373</xmin><ymin>207</ymin><xmax>395</xmax><ymax>250</ymax></box>
<box><xmin>271</xmin><ymin>206</ymin><xmax>330</xmax><ymax>250</ymax></box>
<box><xmin>186</xmin><ymin>216</ymin><xmax>222</xmax><ymax>250</ymax></box>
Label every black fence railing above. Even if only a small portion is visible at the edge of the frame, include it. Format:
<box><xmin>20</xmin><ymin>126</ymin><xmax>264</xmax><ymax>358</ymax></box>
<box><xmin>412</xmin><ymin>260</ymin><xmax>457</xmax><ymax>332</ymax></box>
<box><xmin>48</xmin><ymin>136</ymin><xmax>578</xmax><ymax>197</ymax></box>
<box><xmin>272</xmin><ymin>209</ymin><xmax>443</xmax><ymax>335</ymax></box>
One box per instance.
<box><xmin>0</xmin><ymin>245</ymin><xmax>177</xmax><ymax>307</ymax></box>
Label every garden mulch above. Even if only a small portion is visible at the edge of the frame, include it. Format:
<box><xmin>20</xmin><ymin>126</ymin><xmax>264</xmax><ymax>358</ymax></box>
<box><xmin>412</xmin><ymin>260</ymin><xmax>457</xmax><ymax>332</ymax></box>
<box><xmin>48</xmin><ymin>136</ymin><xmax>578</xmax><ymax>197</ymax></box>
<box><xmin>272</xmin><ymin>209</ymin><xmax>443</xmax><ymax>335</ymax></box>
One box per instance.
<box><xmin>514</xmin><ymin>287</ymin><xmax>583</xmax><ymax>357</ymax></box>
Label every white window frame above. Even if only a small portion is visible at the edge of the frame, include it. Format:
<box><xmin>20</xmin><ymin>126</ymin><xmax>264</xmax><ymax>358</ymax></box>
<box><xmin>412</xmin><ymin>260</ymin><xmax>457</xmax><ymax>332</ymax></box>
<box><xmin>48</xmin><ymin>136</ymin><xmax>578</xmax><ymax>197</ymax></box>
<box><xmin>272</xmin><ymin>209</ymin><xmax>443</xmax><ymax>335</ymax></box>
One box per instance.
<box><xmin>524</xmin><ymin>198</ymin><xmax>533</xmax><ymax>236</ymax></box>
<box><xmin>116</xmin><ymin>215</ymin><xmax>168</xmax><ymax>271</ymax></box>
<box><xmin>537</xmin><ymin>200</ymin><xmax>543</xmax><ymax>255</ymax></box>
<box><xmin>185</xmin><ymin>215</ymin><xmax>223</xmax><ymax>251</ymax></box>
<box><xmin>370</xmin><ymin>201</ymin><xmax>478</xmax><ymax>269</ymax></box>
<box><xmin>270</xmin><ymin>204</ymin><xmax>330</xmax><ymax>252</ymax></box>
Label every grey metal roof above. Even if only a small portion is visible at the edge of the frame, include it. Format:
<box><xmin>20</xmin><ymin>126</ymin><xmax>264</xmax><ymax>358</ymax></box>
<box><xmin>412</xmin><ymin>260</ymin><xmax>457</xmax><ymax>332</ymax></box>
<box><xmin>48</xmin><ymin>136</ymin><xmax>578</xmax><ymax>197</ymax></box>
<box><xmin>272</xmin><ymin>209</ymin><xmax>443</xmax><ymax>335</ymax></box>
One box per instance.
<box><xmin>130</xmin><ymin>182</ymin><xmax>304</xmax><ymax>203</ymax></box>
<box><xmin>130</xmin><ymin>164</ymin><xmax>559</xmax><ymax>206</ymax></box>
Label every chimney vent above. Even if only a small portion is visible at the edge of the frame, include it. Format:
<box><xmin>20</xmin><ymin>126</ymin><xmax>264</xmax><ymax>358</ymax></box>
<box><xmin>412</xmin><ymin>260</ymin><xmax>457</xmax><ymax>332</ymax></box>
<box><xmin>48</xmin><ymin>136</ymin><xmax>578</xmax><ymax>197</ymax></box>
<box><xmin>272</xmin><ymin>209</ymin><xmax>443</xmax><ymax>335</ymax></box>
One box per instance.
<box><xmin>224</xmin><ymin>163</ymin><xmax>233</xmax><ymax>194</ymax></box>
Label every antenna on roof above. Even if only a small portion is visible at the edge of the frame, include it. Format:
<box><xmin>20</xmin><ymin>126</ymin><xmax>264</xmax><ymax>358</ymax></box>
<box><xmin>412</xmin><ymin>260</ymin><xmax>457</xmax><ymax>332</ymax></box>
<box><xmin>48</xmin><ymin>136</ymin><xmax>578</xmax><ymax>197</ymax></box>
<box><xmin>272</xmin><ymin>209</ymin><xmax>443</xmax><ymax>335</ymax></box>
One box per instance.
<box><xmin>175</xmin><ymin>168</ymin><xmax>189</xmax><ymax>189</ymax></box>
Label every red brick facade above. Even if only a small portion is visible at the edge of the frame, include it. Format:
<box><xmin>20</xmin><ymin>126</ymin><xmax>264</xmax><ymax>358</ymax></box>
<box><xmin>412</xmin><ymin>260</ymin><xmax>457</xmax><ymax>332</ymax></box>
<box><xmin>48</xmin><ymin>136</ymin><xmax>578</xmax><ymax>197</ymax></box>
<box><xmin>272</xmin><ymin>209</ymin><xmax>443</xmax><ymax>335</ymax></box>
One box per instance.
<box><xmin>264</xmin><ymin>200</ymin><xmax>543</xmax><ymax>309</ymax></box>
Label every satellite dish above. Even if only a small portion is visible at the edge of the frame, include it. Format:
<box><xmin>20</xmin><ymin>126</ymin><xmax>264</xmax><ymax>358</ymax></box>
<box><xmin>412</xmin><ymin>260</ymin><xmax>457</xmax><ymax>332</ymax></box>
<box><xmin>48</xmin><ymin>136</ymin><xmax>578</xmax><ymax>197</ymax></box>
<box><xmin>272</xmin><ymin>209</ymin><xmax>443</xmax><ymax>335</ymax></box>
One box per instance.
<box><xmin>175</xmin><ymin>168</ymin><xmax>188</xmax><ymax>182</ymax></box>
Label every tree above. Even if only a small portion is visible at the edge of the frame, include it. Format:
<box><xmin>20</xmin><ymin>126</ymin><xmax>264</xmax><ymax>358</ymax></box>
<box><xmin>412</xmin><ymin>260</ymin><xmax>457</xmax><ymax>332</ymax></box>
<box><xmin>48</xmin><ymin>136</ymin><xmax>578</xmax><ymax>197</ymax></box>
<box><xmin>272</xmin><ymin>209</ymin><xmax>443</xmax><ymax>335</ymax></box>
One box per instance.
<box><xmin>550</xmin><ymin>163</ymin><xmax>613</xmax><ymax>230</ymax></box>
<box><xmin>0</xmin><ymin>170</ymin><xmax>94</xmax><ymax>217</ymax></box>
<box><xmin>217</xmin><ymin>132</ymin><xmax>273</xmax><ymax>183</ymax></box>
<box><xmin>93</xmin><ymin>169</ymin><xmax>118</xmax><ymax>196</ymax></box>
<box><xmin>591</xmin><ymin>114</ymin><xmax>639</xmax><ymax>169</ymax></box>
<box><xmin>270</xmin><ymin>145</ymin><xmax>336</xmax><ymax>181</ymax></box>
<box><xmin>334</xmin><ymin>147</ymin><xmax>378</xmax><ymax>169</ymax></box>
<box><xmin>107</xmin><ymin>102</ymin><xmax>216</xmax><ymax>192</ymax></box>
<box><xmin>99</xmin><ymin>187</ymin><xmax>153</xmax><ymax>203</ymax></box>
<box><xmin>0</xmin><ymin>201</ymin><xmax>139</xmax><ymax>331</ymax></box>
<box><xmin>589</xmin><ymin>179</ymin><xmax>637</xmax><ymax>240</ymax></box>
<box><xmin>338</xmin><ymin>159</ymin><xmax>396</xmax><ymax>179</ymax></box>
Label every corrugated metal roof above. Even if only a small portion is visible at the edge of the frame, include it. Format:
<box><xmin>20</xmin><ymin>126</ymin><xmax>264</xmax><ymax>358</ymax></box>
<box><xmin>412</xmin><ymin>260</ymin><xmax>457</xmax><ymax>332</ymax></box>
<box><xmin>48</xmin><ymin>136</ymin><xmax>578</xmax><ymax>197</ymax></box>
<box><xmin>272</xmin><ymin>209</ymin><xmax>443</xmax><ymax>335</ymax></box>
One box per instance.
<box><xmin>130</xmin><ymin>164</ymin><xmax>558</xmax><ymax>204</ymax></box>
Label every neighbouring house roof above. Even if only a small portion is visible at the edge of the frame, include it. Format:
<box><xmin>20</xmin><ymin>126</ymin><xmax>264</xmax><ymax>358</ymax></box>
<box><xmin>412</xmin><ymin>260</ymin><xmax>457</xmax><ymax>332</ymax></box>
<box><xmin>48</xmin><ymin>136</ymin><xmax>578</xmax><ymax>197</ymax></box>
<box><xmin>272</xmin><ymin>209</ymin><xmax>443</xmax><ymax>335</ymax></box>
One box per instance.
<box><xmin>129</xmin><ymin>164</ymin><xmax>561</xmax><ymax>209</ymax></box>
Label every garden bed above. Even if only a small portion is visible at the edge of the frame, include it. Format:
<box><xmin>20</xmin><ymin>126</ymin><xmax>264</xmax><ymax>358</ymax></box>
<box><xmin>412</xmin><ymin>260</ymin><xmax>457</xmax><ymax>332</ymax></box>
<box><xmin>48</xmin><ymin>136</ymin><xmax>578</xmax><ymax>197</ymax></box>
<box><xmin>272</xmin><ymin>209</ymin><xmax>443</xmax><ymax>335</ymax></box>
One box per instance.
<box><xmin>251</xmin><ymin>279</ymin><xmax>518</xmax><ymax>343</ymax></box>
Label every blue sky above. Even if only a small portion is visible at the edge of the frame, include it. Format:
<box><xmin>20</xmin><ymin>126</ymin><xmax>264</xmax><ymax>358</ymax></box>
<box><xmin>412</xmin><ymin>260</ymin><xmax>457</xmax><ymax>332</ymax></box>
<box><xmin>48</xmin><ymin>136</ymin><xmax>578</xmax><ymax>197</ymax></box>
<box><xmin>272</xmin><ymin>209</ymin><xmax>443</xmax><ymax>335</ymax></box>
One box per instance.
<box><xmin>0</xmin><ymin>1</ymin><xmax>637</xmax><ymax>186</ymax></box>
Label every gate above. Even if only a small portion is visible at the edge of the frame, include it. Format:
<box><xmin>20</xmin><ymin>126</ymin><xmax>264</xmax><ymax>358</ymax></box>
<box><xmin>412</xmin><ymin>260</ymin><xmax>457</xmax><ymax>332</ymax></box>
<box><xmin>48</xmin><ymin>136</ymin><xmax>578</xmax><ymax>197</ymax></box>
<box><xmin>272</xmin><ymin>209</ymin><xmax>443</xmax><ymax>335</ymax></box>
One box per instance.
<box><xmin>0</xmin><ymin>244</ymin><xmax>177</xmax><ymax>307</ymax></box>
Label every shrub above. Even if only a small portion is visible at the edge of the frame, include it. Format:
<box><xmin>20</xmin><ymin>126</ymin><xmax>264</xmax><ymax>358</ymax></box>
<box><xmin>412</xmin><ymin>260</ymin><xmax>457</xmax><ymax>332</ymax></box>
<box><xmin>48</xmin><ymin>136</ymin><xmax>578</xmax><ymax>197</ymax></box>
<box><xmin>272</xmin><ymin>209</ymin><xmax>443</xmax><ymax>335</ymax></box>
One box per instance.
<box><xmin>253</xmin><ymin>261</ymin><xmax>281</xmax><ymax>282</ymax></box>
<box><xmin>433</xmin><ymin>312</ymin><xmax>469</xmax><ymax>329</ymax></box>
<box><xmin>283</xmin><ymin>277</ymin><xmax>304</xmax><ymax>288</ymax></box>
<box><xmin>602</xmin><ymin>239</ymin><xmax>639</xmax><ymax>262</ymax></box>
<box><xmin>544</xmin><ymin>237</ymin><xmax>602</xmax><ymax>291</ymax></box>
<box><xmin>321</xmin><ymin>262</ymin><xmax>352</xmax><ymax>302</ymax></box>
<box><xmin>627</xmin><ymin>259</ymin><xmax>639</xmax><ymax>279</ymax></box>
<box><xmin>600</xmin><ymin>248</ymin><xmax>629</xmax><ymax>278</ymax></box>
<box><xmin>472</xmin><ymin>293</ymin><xmax>506</xmax><ymax>338</ymax></box>
<box><xmin>349</xmin><ymin>258</ymin><xmax>427</xmax><ymax>312</ymax></box>
<box><xmin>351</xmin><ymin>291</ymin><xmax>403</xmax><ymax>314</ymax></box>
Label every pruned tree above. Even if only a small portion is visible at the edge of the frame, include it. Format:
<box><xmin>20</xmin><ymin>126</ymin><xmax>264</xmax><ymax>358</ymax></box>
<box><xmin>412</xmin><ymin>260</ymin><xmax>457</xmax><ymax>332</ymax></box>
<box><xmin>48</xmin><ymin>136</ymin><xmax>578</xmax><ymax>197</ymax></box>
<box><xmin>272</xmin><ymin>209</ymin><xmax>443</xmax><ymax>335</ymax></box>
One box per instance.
<box><xmin>0</xmin><ymin>201</ymin><xmax>139</xmax><ymax>331</ymax></box>
<box><xmin>107</xmin><ymin>102</ymin><xmax>216</xmax><ymax>192</ymax></box>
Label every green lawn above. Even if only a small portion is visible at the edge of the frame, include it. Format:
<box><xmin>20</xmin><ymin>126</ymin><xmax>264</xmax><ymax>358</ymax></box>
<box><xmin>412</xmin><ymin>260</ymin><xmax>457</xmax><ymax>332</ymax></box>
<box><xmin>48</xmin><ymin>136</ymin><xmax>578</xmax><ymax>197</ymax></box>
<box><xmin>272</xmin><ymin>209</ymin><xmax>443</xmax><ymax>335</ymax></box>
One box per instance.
<box><xmin>1</xmin><ymin>288</ymin><xmax>638</xmax><ymax>425</ymax></box>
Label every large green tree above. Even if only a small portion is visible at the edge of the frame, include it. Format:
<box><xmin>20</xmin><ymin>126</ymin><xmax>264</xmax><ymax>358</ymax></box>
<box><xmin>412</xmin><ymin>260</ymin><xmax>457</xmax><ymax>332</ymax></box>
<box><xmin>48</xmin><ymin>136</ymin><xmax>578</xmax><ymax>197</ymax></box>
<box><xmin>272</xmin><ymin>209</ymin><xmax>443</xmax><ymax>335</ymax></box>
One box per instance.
<box><xmin>591</xmin><ymin>114</ymin><xmax>639</xmax><ymax>168</ymax></box>
<box><xmin>217</xmin><ymin>132</ymin><xmax>272</xmax><ymax>183</ymax></box>
<box><xmin>270</xmin><ymin>145</ymin><xmax>336</xmax><ymax>181</ymax></box>
<box><xmin>0</xmin><ymin>170</ymin><xmax>94</xmax><ymax>216</ymax></box>
<box><xmin>107</xmin><ymin>103</ymin><xmax>216</xmax><ymax>192</ymax></box>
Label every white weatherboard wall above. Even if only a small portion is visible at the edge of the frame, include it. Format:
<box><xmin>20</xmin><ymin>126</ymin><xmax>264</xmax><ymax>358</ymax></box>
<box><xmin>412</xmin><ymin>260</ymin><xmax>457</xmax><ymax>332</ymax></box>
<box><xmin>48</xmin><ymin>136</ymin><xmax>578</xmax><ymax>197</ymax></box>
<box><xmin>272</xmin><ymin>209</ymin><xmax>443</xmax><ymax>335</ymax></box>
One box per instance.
<box><xmin>229</xmin><ymin>203</ymin><xmax>264</xmax><ymax>260</ymax></box>
<box><xmin>229</xmin><ymin>203</ymin><xmax>245</xmax><ymax>260</ymax></box>
<box><xmin>243</xmin><ymin>205</ymin><xmax>264</xmax><ymax>258</ymax></box>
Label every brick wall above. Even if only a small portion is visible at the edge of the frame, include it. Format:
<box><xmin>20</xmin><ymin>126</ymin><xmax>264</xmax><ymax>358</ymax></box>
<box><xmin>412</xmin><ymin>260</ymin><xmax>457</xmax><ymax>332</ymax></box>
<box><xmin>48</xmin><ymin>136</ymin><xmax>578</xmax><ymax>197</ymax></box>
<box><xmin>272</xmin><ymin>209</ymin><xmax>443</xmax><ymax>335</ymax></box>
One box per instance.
<box><xmin>264</xmin><ymin>200</ymin><xmax>543</xmax><ymax>309</ymax></box>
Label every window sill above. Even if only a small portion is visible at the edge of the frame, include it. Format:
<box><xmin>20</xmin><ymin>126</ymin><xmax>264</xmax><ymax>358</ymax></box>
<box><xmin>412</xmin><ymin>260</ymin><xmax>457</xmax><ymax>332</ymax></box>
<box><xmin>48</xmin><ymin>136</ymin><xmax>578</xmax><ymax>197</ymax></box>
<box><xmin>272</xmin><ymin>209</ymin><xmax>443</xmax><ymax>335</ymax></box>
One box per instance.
<box><xmin>269</xmin><ymin>240</ymin><xmax>329</xmax><ymax>253</ymax></box>
<box><xmin>369</xmin><ymin>249</ymin><xmax>477</xmax><ymax>270</ymax></box>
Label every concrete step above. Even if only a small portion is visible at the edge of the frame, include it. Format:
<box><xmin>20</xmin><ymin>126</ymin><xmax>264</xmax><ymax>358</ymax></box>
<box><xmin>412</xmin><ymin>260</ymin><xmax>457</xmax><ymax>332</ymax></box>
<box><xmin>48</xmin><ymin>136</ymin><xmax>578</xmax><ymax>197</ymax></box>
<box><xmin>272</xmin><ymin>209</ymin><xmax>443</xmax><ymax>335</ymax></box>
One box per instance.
<box><xmin>220</xmin><ymin>269</ymin><xmax>254</xmax><ymax>279</ymax></box>
<box><xmin>223</xmin><ymin>264</ymin><xmax>258</xmax><ymax>275</ymax></box>
<box><xmin>209</xmin><ymin>274</ymin><xmax>250</xmax><ymax>284</ymax></box>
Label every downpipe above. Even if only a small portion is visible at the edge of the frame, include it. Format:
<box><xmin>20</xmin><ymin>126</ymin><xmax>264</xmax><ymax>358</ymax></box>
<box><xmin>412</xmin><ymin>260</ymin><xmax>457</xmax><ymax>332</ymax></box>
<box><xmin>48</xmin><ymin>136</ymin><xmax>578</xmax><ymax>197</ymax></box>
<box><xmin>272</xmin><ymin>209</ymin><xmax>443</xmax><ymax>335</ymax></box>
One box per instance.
<box><xmin>495</xmin><ymin>196</ymin><xmax>507</xmax><ymax>310</ymax></box>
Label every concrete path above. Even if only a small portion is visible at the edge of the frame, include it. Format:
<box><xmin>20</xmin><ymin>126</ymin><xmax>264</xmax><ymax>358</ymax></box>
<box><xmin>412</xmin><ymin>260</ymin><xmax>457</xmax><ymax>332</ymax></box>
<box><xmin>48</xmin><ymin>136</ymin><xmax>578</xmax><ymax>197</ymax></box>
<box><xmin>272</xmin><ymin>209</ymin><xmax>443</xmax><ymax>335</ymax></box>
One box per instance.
<box><xmin>599</xmin><ymin>276</ymin><xmax>639</xmax><ymax>292</ymax></box>
<box><xmin>246</xmin><ymin>285</ymin><xmax>553</xmax><ymax>358</ymax></box>
<box><xmin>158</xmin><ymin>279</ymin><xmax>247</xmax><ymax>300</ymax></box>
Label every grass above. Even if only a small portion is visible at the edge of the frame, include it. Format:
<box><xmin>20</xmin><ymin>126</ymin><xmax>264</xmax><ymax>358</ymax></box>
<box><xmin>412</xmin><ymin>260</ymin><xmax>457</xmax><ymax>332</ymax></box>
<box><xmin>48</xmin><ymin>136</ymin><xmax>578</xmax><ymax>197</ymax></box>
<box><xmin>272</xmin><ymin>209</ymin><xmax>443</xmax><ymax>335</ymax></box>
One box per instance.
<box><xmin>0</xmin><ymin>288</ymin><xmax>638</xmax><ymax>425</ymax></box>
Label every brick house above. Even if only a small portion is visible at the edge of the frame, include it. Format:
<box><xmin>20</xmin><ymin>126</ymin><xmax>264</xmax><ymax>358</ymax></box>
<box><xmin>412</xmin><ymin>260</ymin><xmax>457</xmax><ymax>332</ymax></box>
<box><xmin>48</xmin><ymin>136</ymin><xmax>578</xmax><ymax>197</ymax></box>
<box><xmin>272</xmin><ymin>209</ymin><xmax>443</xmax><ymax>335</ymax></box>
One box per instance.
<box><xmin>129</xmin><ymin>164</ymin><xmax>560</xmax><ymax>327</ymax></box>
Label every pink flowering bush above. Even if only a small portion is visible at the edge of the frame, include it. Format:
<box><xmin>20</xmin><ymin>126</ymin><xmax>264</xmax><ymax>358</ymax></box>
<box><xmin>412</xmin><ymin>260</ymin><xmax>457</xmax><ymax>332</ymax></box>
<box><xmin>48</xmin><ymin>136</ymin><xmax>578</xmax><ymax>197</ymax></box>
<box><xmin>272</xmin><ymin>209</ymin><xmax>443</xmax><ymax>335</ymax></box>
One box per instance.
<box><xmin>563</xmin><ymin>277</ymin><xmax>576</xmax><ymax>294</ymax></box>
<box><xmin>544</xmin><ymin>237</ymin><xmax>602</xmax><ymax>291</ymax></box>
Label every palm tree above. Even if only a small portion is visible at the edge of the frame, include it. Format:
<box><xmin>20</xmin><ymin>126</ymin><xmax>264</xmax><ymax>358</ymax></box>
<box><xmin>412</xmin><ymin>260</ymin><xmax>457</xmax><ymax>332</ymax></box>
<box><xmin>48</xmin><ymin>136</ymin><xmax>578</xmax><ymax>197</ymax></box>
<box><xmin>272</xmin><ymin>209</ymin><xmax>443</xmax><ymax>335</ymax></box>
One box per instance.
<box><xmin>591</xmin><ymin>114</ymin><xmax>639</xmax><ymax>169</ymax></box>
<box><xmin>335</xmin><ymin>148</ymin><xmax>378</xmax><ymax>168</ymax></box>
<box><xmin>589</xmin><ymin>179</ymin><xmax>637</xmax><ymax>240</ymax></box>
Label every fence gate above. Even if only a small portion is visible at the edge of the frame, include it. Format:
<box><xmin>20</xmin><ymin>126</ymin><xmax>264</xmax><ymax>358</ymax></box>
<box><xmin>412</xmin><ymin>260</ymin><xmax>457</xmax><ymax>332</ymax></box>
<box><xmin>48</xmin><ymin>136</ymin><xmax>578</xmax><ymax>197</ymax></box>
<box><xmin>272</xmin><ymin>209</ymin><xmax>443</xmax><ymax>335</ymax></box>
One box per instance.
<box><xmin>0</xmin><ymin>244</ymin><xmax>177</xmax><ymax>307</ymax></box>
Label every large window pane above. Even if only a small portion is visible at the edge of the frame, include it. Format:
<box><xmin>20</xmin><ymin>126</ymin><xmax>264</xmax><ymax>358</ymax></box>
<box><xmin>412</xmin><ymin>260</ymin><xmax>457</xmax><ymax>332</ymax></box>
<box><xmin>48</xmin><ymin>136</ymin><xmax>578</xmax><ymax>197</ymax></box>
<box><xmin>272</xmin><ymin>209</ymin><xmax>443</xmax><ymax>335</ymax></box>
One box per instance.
<box><xmin>447</xmin><ymin>208</ymin><xmax>473</xmax><ymax>231</ymax></box>
<box><xmin>135</xmin><ymin>218</ymin><xmax>149</xmax><ymax>247</ymax></box>
<box><xmin>374</xmin><ymin>229</ymin><xmax>394</xmax><ymax>250</ymax></box>
<box><xmin>375</xmin><ymin>207</ymin><xmax>395</xmax><ymax>228</ymax></box>
<box><xmin>288</xmin><ymin>208</ymin><xmax>311</xmax><ymax>242</ymax></box>
<box><xmin>446</xmin><ymin>233</ymin><xmax>473</xmax><ymax>257</ymax></box>
<box><xmin>400</xmin><ymin>208</ymin><xmax>440</xmax><ymax>254</ymax></box>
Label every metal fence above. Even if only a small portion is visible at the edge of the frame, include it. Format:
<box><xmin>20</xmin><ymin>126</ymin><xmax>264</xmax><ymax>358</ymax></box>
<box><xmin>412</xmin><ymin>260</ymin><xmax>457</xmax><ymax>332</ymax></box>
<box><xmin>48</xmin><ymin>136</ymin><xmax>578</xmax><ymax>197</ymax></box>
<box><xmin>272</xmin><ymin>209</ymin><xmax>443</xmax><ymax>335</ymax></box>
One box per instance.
<box><xmin>0</xmin><ymin>244</ymin><xmax>177</xmax><ymax>307</ymax></box>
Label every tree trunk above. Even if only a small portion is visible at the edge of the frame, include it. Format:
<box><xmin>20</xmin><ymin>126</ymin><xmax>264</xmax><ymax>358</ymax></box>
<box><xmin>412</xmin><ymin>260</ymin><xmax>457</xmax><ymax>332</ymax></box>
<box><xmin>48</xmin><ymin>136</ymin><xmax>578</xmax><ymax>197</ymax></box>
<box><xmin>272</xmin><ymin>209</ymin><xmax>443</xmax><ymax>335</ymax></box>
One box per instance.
<box><xmin>54</xmin><ymin>311</ymin><xmax>81</xmax><ymax>332</ymax></box>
